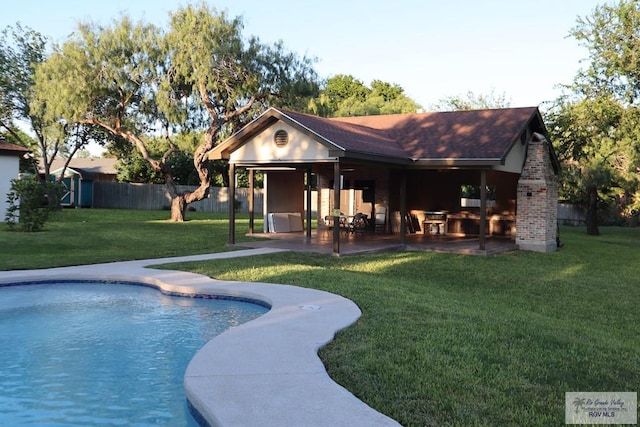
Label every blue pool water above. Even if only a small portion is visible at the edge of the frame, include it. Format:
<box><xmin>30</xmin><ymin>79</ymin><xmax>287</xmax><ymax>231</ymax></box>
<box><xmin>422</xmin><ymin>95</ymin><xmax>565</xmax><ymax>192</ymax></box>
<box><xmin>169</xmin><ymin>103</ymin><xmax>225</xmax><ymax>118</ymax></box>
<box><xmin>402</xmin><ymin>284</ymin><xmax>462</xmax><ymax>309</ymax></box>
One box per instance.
<box><xmin>0</xmin><ymin>281</ymin><xmax>268</xmax><ymax>426</ymax></box>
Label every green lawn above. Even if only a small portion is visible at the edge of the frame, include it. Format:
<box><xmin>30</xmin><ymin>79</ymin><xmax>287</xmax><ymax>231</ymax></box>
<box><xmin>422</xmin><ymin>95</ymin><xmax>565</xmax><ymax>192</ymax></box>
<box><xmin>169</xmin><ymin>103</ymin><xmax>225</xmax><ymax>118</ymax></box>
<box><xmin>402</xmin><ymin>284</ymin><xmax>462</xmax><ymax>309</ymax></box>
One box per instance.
<box><xmin>0</xmin><ymin>209</ymin><xmax>261</xmax><ymax>270</ymax></box>
<box><xmin>2</xmin><ymin>209</ymin><xmax>638</xmax><ymax>426</ymax></box>
<box><xmin>160</xmin><ymin>227</ymin><xmax>640</xmax><ymax>426</ymax></box>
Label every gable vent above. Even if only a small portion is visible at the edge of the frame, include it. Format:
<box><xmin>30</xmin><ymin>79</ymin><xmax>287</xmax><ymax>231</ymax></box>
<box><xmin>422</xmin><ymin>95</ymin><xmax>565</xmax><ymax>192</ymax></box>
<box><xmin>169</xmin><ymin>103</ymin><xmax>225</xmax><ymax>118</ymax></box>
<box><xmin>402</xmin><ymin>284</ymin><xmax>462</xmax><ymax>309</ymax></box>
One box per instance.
<box><xmin>273</xmin><ymin>129</ymin><xmax>289</xmax><ymax>147</ymax></box>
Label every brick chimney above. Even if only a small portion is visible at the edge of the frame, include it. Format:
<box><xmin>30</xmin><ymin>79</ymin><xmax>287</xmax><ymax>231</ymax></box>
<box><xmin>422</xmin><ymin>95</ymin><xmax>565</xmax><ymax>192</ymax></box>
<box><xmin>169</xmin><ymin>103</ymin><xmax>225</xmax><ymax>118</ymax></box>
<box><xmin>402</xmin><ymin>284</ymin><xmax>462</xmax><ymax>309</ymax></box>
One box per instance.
<box><xmin>516</xmin><ymin>133</ymin><xmax>559</xmax><ymax>252</ymax></box>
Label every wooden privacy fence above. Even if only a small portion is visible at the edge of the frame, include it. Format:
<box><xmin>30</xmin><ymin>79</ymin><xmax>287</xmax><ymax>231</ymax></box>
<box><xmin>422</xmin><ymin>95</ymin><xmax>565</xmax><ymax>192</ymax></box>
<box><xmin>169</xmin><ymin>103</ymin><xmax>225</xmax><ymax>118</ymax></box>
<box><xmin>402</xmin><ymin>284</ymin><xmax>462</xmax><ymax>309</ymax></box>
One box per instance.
<box><xmin>557</xmin><ymin>203</ymin><xmax>585</xmax><ymax>225</ymax></box>
<box><xmin>93</xmin><ymin>182</ymin><xmax>264</xmax><ymax>214</ymax></box>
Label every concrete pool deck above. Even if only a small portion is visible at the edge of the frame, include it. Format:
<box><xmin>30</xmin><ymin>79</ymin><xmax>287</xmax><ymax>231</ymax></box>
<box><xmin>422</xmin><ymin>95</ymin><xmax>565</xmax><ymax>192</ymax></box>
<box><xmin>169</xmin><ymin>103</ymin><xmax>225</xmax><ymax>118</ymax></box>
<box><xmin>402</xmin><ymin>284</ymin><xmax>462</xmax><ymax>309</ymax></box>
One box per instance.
<box><xmin>0</xmin><ymin>248</ymin><xmax>400</xmax><ymax>427</ymax></box>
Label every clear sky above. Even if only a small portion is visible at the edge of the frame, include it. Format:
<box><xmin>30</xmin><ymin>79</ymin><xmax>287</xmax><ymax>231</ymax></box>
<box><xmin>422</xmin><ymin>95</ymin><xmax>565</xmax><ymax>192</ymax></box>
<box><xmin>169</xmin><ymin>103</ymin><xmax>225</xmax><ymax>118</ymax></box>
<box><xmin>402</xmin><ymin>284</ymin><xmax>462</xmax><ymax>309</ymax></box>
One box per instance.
<box><xmin>3</xmin><ymin>0</ymin><xmax>605</xmax><ymax>110</ymax></box>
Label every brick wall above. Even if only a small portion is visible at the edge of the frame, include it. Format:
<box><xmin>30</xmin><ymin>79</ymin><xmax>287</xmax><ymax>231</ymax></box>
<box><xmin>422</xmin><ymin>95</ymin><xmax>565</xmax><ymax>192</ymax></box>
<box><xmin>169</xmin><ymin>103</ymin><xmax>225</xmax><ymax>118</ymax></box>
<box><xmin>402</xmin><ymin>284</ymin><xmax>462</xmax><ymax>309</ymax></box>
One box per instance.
<box><xmin>515</xmin><ymin>134</ymin><xmax>559</xmax><ymax>252</ymax></box>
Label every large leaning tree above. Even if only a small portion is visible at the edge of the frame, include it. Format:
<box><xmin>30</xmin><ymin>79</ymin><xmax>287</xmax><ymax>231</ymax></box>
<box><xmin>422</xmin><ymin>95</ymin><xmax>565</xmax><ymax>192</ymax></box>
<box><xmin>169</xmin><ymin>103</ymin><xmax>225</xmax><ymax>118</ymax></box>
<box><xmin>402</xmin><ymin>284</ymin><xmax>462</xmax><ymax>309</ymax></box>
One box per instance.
<box><xmin>162</xmin><ymin>5</ymin><xmax>317</xmax><ymax>219</ymax></box>
<box><xmin>33</xmin><ymin>5</ymin><xmax>318</xmax><ymax>221</ymax></box>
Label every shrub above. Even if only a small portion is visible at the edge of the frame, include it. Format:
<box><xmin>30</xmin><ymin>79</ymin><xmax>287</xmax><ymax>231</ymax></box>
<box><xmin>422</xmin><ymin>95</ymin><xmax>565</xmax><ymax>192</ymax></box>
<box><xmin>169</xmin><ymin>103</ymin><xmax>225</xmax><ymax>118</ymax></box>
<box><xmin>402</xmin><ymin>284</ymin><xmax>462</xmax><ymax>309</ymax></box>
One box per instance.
<box><xmin>4</xmin><ymin>175</ymin><xmax>61</xmax><ymax>232</ymax></box>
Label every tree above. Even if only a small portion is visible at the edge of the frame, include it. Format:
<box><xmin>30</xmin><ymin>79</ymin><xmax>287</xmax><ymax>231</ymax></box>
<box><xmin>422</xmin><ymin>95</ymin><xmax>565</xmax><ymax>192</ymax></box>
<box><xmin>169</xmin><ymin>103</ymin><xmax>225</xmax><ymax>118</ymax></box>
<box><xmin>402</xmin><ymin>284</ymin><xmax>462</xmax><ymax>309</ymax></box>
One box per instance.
<box><xmin>546</xmin><ymin>99</ymin><xmax>609</xmax><ymax>235</ymax></box>
<box><xmin>571</xmin><ymin>0</ymin><xmax>640</xmax><ymax>104</ymax></box>
<box><xmin>0</xmin><ymin>24</ymin><xmax>45</xmax><ymax>145</ymax></box>
<box><xmin>34</xmin><ymin>6</ymin><xmax>318</xmax><ymax>221</ymax></box>
<box><xmin>113</xmin><ymin>135</ymin><xmax>204</xmax><ymax>185</ymax></box>
<box><xmin>314</xmin><ymin>74</ymin><xmax>369</xmax><ymax>115</ymax></box>
<box><xmin>159</xmin><ymin>5</ymin><xmax>318</xmax><ymax>220</ymax></box>
<box><xmin>0</xmin><ymin>24</ymin><xmax>45</xmax><ymax>174</ymax></box>
<box><xmin>32</xmin><ymin>17</ymin><xmax>167</xmax><ymax>188</ymax></box>
<box><xmin>547</xmin><ymin>0</ymin><xmax>640</xmax><ymax>232</ymax></box>
<box><xmin>431</xmin><ymin>89</ymin><xmax>511</xmax><ymax>111</ymax></box>
<box><xmin>0</xmin><ymin>23</ymin><xmax>89</xmax><ymax>187</ymax></box>
<box><xmin>309</xmin><ymin>74</ymin><xmax>421</xmax><ymax>117</ymax></box>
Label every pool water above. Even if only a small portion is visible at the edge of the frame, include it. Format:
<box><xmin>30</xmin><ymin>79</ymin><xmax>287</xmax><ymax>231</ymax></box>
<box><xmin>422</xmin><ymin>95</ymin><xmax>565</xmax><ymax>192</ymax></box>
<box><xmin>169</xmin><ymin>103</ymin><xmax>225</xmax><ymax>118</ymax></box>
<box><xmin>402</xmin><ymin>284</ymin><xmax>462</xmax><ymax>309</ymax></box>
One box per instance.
<box><xmin>0</xmin><ymin>281</ymin><xmax>268</xmax><ymax>426</ymax></box>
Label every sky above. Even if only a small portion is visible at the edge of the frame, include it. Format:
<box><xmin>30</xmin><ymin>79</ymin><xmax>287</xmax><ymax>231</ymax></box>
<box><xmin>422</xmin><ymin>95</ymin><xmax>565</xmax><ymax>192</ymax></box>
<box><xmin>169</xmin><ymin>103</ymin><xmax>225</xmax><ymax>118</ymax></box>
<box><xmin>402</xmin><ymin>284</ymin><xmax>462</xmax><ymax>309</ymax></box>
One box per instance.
<box><xmin>3</xmin><ymin>0</ymin><xmax>606</xmax><ymax>110</ymax></box>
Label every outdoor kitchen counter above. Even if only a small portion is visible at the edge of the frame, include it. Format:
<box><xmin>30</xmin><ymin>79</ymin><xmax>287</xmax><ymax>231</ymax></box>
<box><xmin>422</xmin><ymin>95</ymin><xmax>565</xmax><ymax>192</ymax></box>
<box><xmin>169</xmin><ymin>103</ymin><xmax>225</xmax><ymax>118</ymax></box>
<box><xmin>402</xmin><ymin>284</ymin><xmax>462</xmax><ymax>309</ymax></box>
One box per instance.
<box><xmin>446</xmin><ymin>212</ymin><xmax>516</xmax><ymax>237</ymax></box>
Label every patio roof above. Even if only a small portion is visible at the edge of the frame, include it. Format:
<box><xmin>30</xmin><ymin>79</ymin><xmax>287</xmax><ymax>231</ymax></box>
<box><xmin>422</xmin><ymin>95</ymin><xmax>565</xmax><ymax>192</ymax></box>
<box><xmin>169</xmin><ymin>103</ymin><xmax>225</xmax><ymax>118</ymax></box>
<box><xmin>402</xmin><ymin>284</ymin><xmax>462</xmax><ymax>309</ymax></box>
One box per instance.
<box><xmin>208</xmin><ymin>106</ymin><xmax>550</xmax><ymax>169</ymax></box>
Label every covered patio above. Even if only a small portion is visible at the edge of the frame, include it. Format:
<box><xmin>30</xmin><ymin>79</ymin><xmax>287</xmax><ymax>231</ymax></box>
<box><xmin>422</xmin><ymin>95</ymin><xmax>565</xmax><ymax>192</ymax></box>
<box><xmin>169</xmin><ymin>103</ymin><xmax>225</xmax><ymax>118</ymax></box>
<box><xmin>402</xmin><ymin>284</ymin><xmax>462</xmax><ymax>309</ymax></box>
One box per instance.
<box><xmin>237</xmin><ymin>230</ymin><xmax>518</xmax><ymax>256</ymax></box>
<box><xmin>209</xmin><ymin>107</ymin><xmax>560</xmax><ymax>256</ymax></box>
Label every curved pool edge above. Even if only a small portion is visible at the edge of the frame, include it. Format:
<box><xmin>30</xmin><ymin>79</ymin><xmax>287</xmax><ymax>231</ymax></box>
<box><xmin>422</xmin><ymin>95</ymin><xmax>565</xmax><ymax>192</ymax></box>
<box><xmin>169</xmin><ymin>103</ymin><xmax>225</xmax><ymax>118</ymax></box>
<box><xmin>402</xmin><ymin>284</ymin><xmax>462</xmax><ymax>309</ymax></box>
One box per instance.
<box><xmin>0</xmin><ymin>249</ymin><xmax>401</xmax><ymax>427</ymax></box>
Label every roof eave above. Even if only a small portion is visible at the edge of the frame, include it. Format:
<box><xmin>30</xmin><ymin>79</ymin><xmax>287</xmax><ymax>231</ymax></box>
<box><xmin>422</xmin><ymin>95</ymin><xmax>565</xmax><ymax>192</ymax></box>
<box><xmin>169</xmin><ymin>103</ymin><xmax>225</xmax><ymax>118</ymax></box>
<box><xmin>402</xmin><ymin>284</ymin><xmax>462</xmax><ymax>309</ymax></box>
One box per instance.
<box><xmin>411</xmin><ymin>158</ymin><xmax>503</xmax><ymax>168</ymax></box>
<box><xmin>0</xmin><ymin>148</ymin><xmax>31</xmax><ymax>157</ymax></box>
<box><xmin>329</xmin><ymin>149</ymin><xmax>410</xmax><ymax>165</ymax></box>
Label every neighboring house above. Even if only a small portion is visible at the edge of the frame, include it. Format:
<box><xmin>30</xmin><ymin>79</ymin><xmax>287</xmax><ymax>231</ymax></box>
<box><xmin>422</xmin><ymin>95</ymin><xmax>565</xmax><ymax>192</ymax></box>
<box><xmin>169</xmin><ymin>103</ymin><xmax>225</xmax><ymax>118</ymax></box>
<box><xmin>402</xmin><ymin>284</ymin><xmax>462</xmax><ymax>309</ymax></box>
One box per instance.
<box><xmin>47</xmin><ymin>158</ymin><xmax>117</xmax><ymax>208</ymax></box>
<box><xmin>0</xmin><ymin>139</ymin><xmax>30</xmax><ymax>220</ymax></box>
<box><xmin>209</xmin><ymin>106</ymin><xmax>560</xmax><ymax>254</ymax></box>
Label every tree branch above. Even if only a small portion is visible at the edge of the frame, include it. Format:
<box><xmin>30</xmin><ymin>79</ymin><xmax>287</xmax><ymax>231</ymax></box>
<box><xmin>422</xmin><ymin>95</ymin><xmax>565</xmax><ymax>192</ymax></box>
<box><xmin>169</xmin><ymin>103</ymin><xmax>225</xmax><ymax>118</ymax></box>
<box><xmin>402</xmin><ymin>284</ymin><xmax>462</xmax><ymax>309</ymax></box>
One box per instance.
<box><xmin>0</xmin><ymin>119</ymin><xmax>28</xmax><ymax>146</ymax></box>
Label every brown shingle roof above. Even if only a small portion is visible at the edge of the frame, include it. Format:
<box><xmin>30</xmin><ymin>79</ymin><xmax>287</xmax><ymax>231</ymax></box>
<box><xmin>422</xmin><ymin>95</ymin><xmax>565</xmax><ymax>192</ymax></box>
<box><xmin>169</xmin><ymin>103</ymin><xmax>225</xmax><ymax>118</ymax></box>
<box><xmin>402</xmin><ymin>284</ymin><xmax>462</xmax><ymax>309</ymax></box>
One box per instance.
<box><xmin>0</xmin><ymin>141</ymin><xmax>30</xmax><ymax>156</ymax></box>
<box><xmin>276</xmin><ymin>109</ymin><xmax>404</xmax><ymax>158</ymax></box>
<box><xmin>209</xmin><ymin>106</ymin><xmax>548</xmax><ymax>169</ymax></box>
<box><xmin>282</xmin><ymin>107</ymin><xmax>541</xmax><ymax>161</ymax></box>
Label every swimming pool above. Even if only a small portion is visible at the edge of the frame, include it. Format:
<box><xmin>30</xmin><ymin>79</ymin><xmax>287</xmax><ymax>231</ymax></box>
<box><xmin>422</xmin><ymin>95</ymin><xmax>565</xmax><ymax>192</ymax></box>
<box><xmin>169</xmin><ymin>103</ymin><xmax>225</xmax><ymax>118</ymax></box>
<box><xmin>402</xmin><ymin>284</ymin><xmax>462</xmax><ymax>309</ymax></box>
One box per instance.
<box><xmin>0</xmin><ymin>280</ymin><xmax>268</xmax><ymax>426</ymax></box>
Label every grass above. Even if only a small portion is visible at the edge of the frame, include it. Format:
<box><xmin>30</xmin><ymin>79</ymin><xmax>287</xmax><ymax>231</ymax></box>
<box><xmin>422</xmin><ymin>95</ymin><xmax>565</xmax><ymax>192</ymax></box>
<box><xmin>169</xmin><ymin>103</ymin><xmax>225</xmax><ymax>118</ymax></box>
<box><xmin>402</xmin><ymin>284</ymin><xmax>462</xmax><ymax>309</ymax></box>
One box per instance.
<box><xmin>2</xmin><ymin>209</ymin><xmax>638</xmax><ymax>425</ymax></box>
<box><xmin>159</xmin><ymin>227</ymin><xmax>640</xmax><ymax>426</ymax></box>
<box><xmin>0</xmin><ymin>208</ymin><xmax>262</xmax><ymax>270</ymax></box>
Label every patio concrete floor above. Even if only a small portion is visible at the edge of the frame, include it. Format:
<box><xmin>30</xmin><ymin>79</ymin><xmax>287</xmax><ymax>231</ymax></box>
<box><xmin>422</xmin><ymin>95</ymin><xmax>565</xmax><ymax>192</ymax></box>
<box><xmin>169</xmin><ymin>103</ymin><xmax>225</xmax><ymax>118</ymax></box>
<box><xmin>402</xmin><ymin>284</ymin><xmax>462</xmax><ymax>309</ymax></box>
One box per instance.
<box><xmin>238</xmin><ymin>230</ymin><xmax>519</xmax><ymax>256</ymax></box>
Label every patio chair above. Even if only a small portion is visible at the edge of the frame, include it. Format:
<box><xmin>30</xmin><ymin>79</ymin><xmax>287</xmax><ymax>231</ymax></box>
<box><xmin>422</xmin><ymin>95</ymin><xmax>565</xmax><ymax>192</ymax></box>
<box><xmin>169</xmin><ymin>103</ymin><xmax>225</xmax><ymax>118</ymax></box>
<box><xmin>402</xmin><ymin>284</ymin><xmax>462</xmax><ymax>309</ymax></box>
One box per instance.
<box><xmin>322</xmin><ymin>215</ymin><xmax>333</xmax><ymax>236</ymax></box>
<box><xmin>344</xmin><ymin>213</ymin><xmax>368</xmax><ymax>234</ymax></box>
<box><xmin>374</xmin><ymin>206</ymin><xmax>387</xmax><ymax>233</ymax></box>
<box><xmin>323</xmin><ymin>214</ymin><xmax>350</xmax><ymax>235</ymax></box>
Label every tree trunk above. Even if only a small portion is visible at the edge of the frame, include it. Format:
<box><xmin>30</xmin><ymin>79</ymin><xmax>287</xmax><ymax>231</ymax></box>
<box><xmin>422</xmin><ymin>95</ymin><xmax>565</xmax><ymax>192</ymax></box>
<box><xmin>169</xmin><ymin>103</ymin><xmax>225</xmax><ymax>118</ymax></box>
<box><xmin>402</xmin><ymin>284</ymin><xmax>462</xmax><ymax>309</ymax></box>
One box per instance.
<box><xmin>585</xmin><ymin>185</ymin><xmax>600</xmax><ymax>236</ymax></box>
<box><xmin>170</xmin><ymin>194</ymin><xmax>187</xmax><ymax>222</ymax></box>
<box><xmin>163</xmin><ymin>123</ymin><xmax>217</xmax><ymax>221</ymax></box>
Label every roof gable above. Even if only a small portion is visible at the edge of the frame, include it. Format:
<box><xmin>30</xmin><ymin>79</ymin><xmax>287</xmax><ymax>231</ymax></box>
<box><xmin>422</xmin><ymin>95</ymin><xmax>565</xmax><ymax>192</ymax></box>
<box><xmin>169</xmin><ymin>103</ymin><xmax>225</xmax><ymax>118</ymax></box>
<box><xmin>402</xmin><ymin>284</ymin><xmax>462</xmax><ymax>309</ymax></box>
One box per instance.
<box><xmin>50</xmin><ymin>166</ymin><xmax>82</xmax><ymax>177</ymax></box>
<box><xmin>229</xmin><ymin>119</ymin><xmax>334</xmax><ymax>164</ymax></box>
